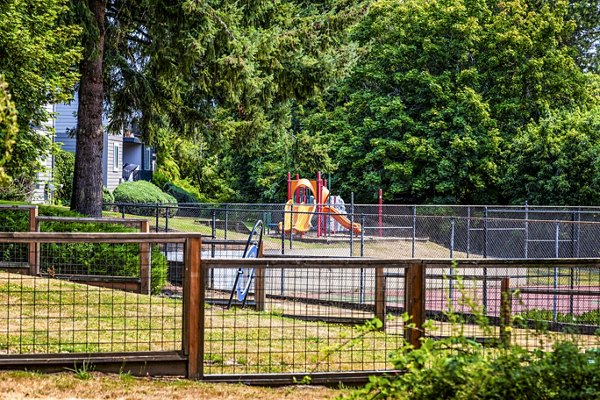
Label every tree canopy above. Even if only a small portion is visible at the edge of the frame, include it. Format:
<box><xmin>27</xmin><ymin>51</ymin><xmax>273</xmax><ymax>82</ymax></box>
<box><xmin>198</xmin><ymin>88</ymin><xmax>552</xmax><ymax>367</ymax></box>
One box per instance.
<box><xmin>0</xmin><ymin>0</ymin><xmax>81</xmax><ymax>198</ymax></box>
<box><xmin>68</xmin><ymin>0</ymin><xmax>363</xmax><ymax>214</ymax></box>
<box><xmin>0</xmin><ymin>76</ymin><xmax>17</xmax><ymax>187</ymax></box>
<box><xmin>1</xmin><ymin>0</ymin><xmax>599</xmax><ymax>207</ymax></box>
<box><xmin>301</xmin><ymin>0</ymin><xmax>599</xmax><ymax>204</ymax></box>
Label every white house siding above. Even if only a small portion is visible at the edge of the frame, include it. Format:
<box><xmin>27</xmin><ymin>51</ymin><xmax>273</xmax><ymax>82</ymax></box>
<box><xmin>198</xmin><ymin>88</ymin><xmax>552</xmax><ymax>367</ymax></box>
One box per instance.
<box><xmin>32</xmin><ymin>105</ymin><xmax>55</xmax><ymax>203</ymax></box>
<box><xmin>104</xmin><ymin>133</ymin><xmax>123</xmax><ymax>191</ymax></box>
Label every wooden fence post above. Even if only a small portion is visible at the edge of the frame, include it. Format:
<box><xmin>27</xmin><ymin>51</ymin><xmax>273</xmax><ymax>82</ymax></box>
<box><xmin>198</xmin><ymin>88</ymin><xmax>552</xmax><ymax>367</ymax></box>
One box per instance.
<box><xmin>28</xmin><ymin>207</ymin><xmax>38</xmax><ymax>275</ymax></box>
<box><xmin>254</xmin><ymin>241</ymin><xmax>266</xmax><ymax>312</ymax></box>
<box><xmin>375</xmin><ymin>266</ymin><xmax>386</xmax><ymax>330</ymax></box>
<box><xmin>184</xmin><ymin>236</ymin><xmax>203</xmax><ymax>379</ymax></box>
<box><xmin>500</xmin><ymin>277</ymin><xmax>512</xmax><ymax>347</ymax></box>
<box><xmin>404</xmin><ymin>261</ymin><xmax>425</xmax><ymax>349</ymax></box>
<box><xmin>139</xmin><ymin>220</ymin><xmax>151</xmax><ymax>294</ymax></box>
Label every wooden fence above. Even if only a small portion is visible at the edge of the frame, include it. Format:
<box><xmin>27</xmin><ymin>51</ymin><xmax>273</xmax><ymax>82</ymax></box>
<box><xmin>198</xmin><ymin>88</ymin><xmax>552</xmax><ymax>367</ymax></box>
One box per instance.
<box><xmin>0</xmin><ymin>231</ymin><xmax>597</xmax><ymax>384</ymax></box>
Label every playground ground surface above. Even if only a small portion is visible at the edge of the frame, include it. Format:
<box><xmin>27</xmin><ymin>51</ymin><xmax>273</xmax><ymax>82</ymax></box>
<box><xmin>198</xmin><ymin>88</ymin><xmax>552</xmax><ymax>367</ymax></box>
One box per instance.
<box><xmin>0</xmin><ymin>371</ymin><xmax>344</xmax><ymax>400</ymax></box>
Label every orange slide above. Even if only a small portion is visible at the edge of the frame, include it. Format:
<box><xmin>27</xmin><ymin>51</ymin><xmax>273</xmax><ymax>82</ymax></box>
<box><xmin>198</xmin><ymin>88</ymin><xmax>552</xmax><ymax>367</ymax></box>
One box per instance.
<box><xmin>322</xmin><ymin>205</ymin><xmax>362</xmax><ymax>235</ymax></box>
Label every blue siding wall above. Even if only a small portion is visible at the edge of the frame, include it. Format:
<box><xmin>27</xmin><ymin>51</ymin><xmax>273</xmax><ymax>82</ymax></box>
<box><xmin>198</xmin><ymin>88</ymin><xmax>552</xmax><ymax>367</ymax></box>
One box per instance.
<box><xmin>54</xmin><ymin>98</ymin><xmax>78</xmax><ymax>153</ymax></box>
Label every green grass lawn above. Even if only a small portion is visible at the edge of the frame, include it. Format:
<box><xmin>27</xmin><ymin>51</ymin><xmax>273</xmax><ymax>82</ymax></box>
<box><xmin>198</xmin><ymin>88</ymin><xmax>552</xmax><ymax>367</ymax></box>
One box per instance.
<box><xmin>0</xmin><ymin>271</ymin><xmax>400</xmax><ymax>375</ymax></box>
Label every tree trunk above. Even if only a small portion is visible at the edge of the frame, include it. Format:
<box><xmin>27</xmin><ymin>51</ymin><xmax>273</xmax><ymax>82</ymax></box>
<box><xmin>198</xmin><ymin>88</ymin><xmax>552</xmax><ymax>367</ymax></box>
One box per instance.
<box><xmin>71</xmin><ymin>0</ymin><xmax>106</xmax><ymax>217</ymax></box>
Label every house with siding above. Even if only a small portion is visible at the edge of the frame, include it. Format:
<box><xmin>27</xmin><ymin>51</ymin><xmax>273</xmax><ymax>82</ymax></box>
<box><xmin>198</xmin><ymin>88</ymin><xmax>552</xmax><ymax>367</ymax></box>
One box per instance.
<box><xmin>33</xmin><ymin>96</ymin><xmax>156</xmax><ymax>203</ymax></box>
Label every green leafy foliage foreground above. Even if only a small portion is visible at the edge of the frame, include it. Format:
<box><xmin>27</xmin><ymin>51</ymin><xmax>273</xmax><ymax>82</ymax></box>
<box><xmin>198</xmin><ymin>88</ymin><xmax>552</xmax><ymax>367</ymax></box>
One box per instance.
<box><xmin>348</xmin><ymin>338</ymin><xmax>599</xmax><ymax>400</ymax></box>
<box><xmin>345</xmin><ymin>270</ymin><xmax>600</xmax><ymax>400</ymax></box>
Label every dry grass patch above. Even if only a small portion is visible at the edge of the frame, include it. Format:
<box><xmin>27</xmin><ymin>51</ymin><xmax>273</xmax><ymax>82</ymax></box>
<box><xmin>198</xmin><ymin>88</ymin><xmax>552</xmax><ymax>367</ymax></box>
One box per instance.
<box><xmin>0</xmin><ymin>371</ymin><xmax>345</xmax><ymax>399</ymax></box>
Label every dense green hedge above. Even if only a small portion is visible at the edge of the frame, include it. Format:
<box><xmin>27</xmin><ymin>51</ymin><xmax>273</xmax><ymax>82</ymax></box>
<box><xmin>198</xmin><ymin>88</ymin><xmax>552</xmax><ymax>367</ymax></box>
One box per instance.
<box><xmin>163</xmin><ymin>182</ymin><xmax>199</xmax><ymax>204</ymax></box>
<box><xmin>113</xmin><ymin>180</ymin><xmax>177</xmax><ymax>216</ymax></box>
<box><xmin>0</xmin><ymin>204</ymin><xmax>167</xmax><ymax>293</ymax></box>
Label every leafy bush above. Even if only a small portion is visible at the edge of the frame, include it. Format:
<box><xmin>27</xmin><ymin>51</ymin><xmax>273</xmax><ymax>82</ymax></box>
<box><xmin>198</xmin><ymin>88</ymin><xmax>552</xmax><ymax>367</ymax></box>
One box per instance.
<box><xmin>150</xmin><ymin>246</ymin><xmax>168</xmax><ymax>294</ymax></box>
<box><xmin>102</xmin><ymin>187</ymin><xmax>114</xmax><ymax>211</ymax></box>
<box><xmin>42</xmin><ymin>241</ymin><xmax>167</xmax><ymax>294</ymax></box>
<box><xmin>153</xmin><ymin>168</ymin><xmax>209</xmax><ymax>204</ymax></box>
<box><xmin>113</xmin><ymin>180</ymin><xmax>177</xmax><ymax>216</ymax></box>
<box><xmin>54</xmin><ymin>148</ymin><xmax>74</xmax><ymax>206</ymax></box>
<box><xmin>151</xmin><ymin>169</ymin><xmax>170</xmax><ymax>191</ymax></box>
<box><xmin>163</xmin><ymin>182</ymin><xmax>200</xmax><ymax>204</ymax></box>
<box><xmin>349</xmin><ymin>337</ymin><xmax>600</xmax><ymax>400</ymax></box>
<box><xmin>516</xmin><ymin>308</ymin><xmax>600</xmax><ymax>326</ymax></box>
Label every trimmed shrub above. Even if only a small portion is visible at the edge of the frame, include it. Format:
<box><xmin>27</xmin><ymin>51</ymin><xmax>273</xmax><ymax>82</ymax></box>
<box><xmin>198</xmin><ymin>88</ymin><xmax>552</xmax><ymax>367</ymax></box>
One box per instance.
<box><xmin>113</xmin><ymin>180</ymin><xmax>177</xmax><ymax>216</ymax></box>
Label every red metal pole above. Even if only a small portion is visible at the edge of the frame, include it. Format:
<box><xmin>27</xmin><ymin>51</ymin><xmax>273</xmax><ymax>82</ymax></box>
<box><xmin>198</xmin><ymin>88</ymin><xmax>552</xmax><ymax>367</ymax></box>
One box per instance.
<box><xmin>324</xmin><ymin>179</ymin><xmax>328</xmax><ymax>235</ymax></box>
<box><xmin>295</xmin><ymin>174</ymin><xmax>300</xmax><ymax>203</ymax></box>
<box><xmin>317</xmin><ymin>171</ymin><xmax>322</xmax><ymax>237</ymax></box>
<box><xmin>287</xmin><ymin>172</ymin><xmax>291</xmax><ymax>201</ymax></box>
<box><xmin>378</xmin><ymin>188</ymin><xmax>383</xmax><ymax>237</ymax></box>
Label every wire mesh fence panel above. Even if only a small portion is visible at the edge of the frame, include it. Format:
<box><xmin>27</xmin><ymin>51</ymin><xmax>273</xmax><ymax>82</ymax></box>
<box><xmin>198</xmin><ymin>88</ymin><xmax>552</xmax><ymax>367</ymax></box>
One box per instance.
<box><xmin>202</xmin><ymin>262</ymin><xmax>406</xmax><ymax>375</ymax></box>
<box><xmin>423</xmin><ymin>264</ymin><xmax>507</xmax><ymax>346</ymax></box>
<box><xmin>0</xmin><ymin>222</ymin><xmax>597</xmax><ymax>380</ymax></box>
<box><xmin>0</xmin><ymin>207</ymin><xmax>35</xmax><ymax>268</ymax></box>
<box><xmin>420</xmin><ymin>262</ymin><xmax>600</xmax><ymax>352</ymax></box>
<box><xmin>0</xmin><ymin>237</ymin><xmax>184</xmax><ymax>355</ymax></box>
<box><xmin>511</xmin><ymin>264</ymin><xmax>600</xmax><ymax>350</ymax></box>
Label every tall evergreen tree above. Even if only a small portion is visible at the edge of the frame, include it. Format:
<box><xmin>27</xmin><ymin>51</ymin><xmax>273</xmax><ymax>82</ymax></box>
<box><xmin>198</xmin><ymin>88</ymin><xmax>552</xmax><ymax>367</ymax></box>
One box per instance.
<box><xmin>71</xmin><ymin>0</ymin><xmax>362</xmax><ymax>214</ymax></box>
<box><xmin>71</xmin><ymin>0</ymin><xmax>106</xmax><ymax>216</ymax></box>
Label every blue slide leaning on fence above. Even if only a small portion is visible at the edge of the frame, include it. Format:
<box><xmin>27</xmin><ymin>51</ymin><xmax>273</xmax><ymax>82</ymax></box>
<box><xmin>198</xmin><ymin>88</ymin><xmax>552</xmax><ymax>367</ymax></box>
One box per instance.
<box><xmin>227</xmin><ymin>220</ymin><xmax>264</xmax><ymax>308</ymax></box>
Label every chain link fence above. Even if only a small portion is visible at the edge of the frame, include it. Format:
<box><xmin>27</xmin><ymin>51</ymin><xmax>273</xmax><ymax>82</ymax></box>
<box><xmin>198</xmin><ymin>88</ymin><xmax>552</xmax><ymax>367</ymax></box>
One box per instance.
<box><xmin>106</xmin><ymin>203</ymin><xmax>600</xmax><ymax>260</ymax></box>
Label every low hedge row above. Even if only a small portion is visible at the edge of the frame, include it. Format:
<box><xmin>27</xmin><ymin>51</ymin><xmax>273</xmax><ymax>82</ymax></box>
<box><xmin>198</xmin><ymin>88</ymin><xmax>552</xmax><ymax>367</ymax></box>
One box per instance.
<box><xmin>0</xmin><ymin>205</ymin><xmax>167</xmax><ymax>293</ymax></box>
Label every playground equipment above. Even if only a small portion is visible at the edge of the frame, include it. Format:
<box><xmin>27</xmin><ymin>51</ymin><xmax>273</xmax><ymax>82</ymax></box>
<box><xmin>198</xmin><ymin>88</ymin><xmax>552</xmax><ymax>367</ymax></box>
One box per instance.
<box><xmin>227</xmin><ymin>220</ymin><xmax>264</xmax><ymax>308</ymax></box>
<box><xmin>280</xmin><ymin>174</ymin><xmax>362</xmax><ymax>235</ymax></box>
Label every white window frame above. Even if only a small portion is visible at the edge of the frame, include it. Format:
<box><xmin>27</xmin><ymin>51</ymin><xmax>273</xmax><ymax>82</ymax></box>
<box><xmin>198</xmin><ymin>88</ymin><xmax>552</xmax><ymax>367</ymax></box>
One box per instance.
<box><xmin>113</xmin><ymin>143</ymin><xmax>120</xmax><ymax>172</ymax></box>
<box><xmin>144</xmin><ymin>147</ymin><xmax>152</xmax><ymax>171</ymax></box>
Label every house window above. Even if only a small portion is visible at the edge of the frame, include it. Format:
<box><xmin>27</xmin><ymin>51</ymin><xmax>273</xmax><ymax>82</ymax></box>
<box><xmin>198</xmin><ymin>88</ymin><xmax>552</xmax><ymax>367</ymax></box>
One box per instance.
<box><xmin>144</xmin><ymin>147</ymin><xmax>152</xmax><ymax>171</ymax></box>
<box><xmin>113</xmin><ymin>143</ymin><xmax>120</xmax><ymax>172</ymax></box>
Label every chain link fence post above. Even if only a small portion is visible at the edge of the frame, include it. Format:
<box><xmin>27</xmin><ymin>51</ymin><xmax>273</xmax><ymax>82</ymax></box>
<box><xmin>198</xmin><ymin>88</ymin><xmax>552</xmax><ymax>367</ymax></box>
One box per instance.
<box><xmin>483</xmin><ymin>206</ymin><xmax>488</xmax><ymax>314</ymax></box>
<box><xmin>412</xmin><ymin>205</ymin><xmax>417</xmax><ymax>258</ymax></box>
<box><xmin>350</xmin><ymin>192</ymin><xmax>354</xmax><ymax>257</ymax></box>
<box><xmin>553</xmin><ymin>220</ymin><xmax>559</xmax><ymax>323</ymax></box>
<box><xmin>360</xmin><ymin>214</ymin><xmax>365</xmax><ymax>257</ymax></box>
<box><xmin>155</xmin><ymin>202</ymin><xmax>159</xmax><ymax>232</ymax></box>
